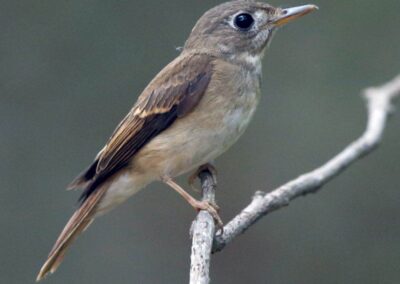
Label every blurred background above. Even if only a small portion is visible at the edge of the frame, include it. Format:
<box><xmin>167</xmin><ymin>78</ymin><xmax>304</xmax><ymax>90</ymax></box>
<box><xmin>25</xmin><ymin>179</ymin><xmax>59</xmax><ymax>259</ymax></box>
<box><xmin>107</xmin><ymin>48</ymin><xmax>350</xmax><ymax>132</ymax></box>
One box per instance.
<box><xmin>1</xmin><ymin>0</ymin><xmax>400</xmax><ymax>283</ymax></box>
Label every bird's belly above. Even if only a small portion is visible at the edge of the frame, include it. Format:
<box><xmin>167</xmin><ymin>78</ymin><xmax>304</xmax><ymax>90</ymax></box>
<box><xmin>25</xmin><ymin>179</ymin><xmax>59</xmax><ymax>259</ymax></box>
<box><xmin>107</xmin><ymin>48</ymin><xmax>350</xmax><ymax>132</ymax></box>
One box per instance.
<box><xmin>134</xmin><ymin>91</ymin><xmax>259</xmax><ymax>178</ymax></box>
<box><xmin>189</xmin><ymin>103</ymin><xmax>256</xmax><ymax>165</ymax></box>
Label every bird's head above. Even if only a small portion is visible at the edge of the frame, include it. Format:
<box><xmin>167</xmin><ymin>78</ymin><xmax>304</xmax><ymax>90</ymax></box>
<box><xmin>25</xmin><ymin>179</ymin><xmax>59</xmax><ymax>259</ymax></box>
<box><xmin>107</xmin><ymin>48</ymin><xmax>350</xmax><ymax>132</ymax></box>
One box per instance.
<box><xmin>184</xmin><ymin>1</ymin><xmax>317</xmax><ymax>66</ymax></box>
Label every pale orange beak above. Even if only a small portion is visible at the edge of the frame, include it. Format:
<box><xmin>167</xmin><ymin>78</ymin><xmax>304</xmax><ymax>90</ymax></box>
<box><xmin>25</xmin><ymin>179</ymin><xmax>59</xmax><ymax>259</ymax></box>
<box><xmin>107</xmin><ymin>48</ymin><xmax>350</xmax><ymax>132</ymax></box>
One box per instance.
<box><xmin>273</xmin><ymin>4</ymin><xmax>318</xmax><ymax>27</ymax></box>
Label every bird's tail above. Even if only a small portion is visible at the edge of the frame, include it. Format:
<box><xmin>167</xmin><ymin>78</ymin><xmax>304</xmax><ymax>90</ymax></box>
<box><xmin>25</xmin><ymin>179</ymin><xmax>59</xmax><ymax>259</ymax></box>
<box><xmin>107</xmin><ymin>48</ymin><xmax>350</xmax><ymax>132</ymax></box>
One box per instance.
<box><xmin>36</xmin><ymin>185</ymin><xmax>107</xmax><ymax>282</ymax></box>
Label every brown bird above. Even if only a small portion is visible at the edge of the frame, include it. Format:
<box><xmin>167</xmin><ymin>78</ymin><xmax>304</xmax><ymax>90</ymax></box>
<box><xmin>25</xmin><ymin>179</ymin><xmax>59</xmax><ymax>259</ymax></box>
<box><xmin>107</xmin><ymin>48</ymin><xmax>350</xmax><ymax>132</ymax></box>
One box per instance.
<box><xmin>37</xmin><ymin>1</ymin><xmax>317</xmax><ymax>281</ymax></box>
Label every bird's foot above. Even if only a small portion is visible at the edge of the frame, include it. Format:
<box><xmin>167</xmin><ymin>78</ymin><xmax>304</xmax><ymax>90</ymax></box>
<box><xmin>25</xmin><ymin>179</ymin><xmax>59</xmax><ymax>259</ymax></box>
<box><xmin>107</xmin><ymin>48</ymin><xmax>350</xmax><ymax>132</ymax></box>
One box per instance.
<box><xmin>162</xmin><ymin>174</ymin><xmax>223</xmax><ymax>232</ymax></box>
<box><xmin>192</xmin><ymin>199</ymin><xmax>223</xmax><ymax>231</ymax></box>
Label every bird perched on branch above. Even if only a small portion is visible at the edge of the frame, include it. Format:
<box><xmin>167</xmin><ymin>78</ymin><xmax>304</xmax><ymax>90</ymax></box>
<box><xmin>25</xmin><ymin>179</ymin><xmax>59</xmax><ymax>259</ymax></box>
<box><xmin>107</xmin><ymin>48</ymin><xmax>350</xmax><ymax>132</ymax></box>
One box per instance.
<box><xmin>37</xmin><ymin>1</ymin><xmax>317</xmax><ymax>281</ymax></box>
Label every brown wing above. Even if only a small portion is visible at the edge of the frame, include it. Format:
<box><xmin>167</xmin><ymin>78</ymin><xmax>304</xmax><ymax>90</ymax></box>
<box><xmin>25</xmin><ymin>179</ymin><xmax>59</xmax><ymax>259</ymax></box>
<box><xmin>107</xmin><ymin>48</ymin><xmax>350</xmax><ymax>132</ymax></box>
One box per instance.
<box><xmin>71</xmin><ymin>53</ymin><xmax>214</xmax><ymax>201</ymax></box>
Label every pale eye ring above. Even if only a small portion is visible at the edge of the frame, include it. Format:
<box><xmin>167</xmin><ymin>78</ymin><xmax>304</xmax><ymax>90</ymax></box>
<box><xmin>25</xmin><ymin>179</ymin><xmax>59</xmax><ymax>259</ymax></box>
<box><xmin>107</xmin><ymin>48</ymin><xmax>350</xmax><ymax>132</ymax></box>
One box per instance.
<box><xmin>233</xmin><ymin>13</ymin><xmax>254</xmax><ymax>30</ymax></box>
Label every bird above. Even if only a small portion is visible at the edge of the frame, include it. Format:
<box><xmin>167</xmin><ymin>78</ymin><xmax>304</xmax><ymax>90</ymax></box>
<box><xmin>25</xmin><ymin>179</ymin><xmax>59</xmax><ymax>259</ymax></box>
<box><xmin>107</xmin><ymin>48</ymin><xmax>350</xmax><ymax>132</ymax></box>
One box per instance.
<box><xmin>37</xmin><ymin>1</ymin><xmax>317</xmax><ymax>281</ymax></box>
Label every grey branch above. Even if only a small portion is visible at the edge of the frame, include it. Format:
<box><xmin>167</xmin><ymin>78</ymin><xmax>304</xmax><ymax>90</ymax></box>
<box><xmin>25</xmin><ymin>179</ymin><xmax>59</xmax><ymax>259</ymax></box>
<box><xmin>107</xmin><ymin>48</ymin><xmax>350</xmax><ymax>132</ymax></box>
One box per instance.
<box><xmin>189</xmin><ymin>75</ymin><xmax>400</xmax><ymax>283</ymax></box>
<box><xmin>212</xmin><ymin>74</ymin><xmax>400</xmax><ymax>253</ymax></box>
<box><xmin>189</xmin><ymin>170</ymin><xmax>217</xmax><ymax>284</ymax></box>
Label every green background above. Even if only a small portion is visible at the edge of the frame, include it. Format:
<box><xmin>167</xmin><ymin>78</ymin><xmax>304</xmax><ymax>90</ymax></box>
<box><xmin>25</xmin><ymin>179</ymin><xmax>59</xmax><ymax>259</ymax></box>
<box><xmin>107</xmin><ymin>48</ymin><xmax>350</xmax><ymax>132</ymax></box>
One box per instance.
<box><xmin>1</xmin><ymin>0</ymin><xmax>400</xmax><ymax>283</ymax></box>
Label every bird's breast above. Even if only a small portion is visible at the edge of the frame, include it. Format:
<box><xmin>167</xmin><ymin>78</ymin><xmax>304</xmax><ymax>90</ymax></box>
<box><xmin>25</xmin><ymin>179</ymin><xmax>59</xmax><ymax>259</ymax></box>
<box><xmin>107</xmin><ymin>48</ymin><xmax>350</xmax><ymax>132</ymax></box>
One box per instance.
<box><xmin>132</xmin><ymin>60</ymin><xmax>261</xmax><ymax>178</ymax></box>
<box><xmin>219</xmin><ymin>89</ymin><xmax>260</xmax><ymax>148</ymax></box>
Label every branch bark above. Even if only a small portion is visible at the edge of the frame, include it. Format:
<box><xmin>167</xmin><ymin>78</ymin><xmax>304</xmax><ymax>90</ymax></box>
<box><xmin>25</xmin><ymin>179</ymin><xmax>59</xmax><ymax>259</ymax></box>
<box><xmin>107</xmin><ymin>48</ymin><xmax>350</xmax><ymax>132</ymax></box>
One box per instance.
<box><xmin>189</xmin><ymin>74</ymin><xmax>400</xmax><ymax>283</ymax></box>
<box><xmin>212</xmin><ymin>74</ymin><xmax>400</xmax><ymax>252</ymax></box>
<box><xmin>189</xmin><ymin>170</ymin><xmax>217</xmax><ymax>284</ymax></box>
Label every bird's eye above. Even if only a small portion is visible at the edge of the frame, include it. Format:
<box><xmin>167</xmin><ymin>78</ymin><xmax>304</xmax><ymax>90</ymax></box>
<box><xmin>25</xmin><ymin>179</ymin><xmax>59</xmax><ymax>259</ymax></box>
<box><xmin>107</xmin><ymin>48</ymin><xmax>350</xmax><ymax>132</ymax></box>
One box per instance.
<box><xmin>234</xmin><ymin>13</ymin><xmax>254</xmax><ymax>30</ymax></box>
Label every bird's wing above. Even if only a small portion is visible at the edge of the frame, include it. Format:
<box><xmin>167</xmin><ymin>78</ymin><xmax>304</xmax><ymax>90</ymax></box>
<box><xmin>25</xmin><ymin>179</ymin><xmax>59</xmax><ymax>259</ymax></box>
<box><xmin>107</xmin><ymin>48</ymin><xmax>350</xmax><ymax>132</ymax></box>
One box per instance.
<box><xmin>38</xmin><ymin>54</ymin><xmax>214</xmax><ymax>281</ymax></box>
<box><xmin>70</xmin><ymin>53</ymin><xmax>214</xmax><ymax>201</ymax></box>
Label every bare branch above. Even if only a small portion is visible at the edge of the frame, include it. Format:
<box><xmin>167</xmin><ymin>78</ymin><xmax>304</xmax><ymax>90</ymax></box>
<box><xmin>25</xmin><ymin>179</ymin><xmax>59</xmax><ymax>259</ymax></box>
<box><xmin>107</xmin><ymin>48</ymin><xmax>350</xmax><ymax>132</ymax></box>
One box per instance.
<box><xmin>212</xmin><ymin>74</ymin><xmax>400</xmax><ymax>253</ymax></box>
<box><xmin>189</xmin><ymin>170</ymin><xmax>217</xmax><ymax>284</ymax></box>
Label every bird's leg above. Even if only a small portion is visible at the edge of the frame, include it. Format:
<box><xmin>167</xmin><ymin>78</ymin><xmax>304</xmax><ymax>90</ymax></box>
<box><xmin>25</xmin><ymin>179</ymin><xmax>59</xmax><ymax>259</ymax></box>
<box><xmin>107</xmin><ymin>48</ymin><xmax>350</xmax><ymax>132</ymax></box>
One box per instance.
<box><xmin>162</xmin><ymin>176</ymin><xmax>223</xmax><ymax>228</ymax></box>
<box><xmin>188</xmin><ymin>163</ymin><xmax>218</xmax><ymax>192</ymax></box>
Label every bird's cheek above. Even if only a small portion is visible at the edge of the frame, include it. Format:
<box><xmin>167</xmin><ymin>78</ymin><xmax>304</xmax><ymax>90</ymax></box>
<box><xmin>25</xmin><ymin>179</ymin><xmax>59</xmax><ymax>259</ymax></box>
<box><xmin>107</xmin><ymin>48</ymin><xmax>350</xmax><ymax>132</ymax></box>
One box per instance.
<box><xmin>253</xmin><ymin>29</ymin><xmax>272</xmax><ymax>50</ymax></box>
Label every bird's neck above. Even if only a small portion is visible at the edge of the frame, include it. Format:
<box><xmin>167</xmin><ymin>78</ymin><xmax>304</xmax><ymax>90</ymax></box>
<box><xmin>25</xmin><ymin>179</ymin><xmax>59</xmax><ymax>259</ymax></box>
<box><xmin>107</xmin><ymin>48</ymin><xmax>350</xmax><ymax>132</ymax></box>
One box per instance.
<box><xmin>183</xmin><ymin>47</ymin><xmax>263</xmax><ymax>76</ymax></box>
<box><xmin>229</xmin><ymin>51</ymin><xmax>263</xmax><ymax>76</ymax></box>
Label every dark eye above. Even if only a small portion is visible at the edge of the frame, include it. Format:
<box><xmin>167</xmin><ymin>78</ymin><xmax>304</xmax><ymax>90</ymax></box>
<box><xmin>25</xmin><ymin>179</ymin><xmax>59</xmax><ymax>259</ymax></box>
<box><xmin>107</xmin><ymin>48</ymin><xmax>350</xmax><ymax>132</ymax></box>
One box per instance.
<box><xmin>234</xmin><ymin>13</ymin><xmax>254</xmax><ymax>30</ymax></box>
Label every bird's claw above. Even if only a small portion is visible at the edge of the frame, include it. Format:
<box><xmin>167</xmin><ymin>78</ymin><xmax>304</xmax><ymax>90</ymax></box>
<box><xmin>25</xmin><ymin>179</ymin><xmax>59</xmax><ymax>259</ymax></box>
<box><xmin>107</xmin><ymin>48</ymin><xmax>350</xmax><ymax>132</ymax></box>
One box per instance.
<box><xmin>194</xmin><ymin>200</ymin><xmax>223</xmax><ymax>231</ymax></box>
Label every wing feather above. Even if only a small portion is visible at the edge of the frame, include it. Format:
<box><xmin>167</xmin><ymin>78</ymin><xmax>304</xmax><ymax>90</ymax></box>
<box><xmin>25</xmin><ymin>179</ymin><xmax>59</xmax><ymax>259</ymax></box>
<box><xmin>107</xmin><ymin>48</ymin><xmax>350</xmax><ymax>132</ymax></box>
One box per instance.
<box><xmin>72</xmin><ymin>53</ymin><xmax>214</xmax><ymax>201</ymax></box>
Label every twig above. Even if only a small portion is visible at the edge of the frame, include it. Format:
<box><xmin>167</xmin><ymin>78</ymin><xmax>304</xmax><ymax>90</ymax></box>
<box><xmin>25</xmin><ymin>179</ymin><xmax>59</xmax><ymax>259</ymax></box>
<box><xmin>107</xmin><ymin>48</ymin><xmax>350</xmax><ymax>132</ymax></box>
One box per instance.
<box><xmin>189</xmin><ymin>170</ymin><xmax>217</xmax><ymax>284</ymax></box>
<box><xmin>212</xmin><ymin>74</ymin><xmax>400</xmax><ymax>253</ymax></box>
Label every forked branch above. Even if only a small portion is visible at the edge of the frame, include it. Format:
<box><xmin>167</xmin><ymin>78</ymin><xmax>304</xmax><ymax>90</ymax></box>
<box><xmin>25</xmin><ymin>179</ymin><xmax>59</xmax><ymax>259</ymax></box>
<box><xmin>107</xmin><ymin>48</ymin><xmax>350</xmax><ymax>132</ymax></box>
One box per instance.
<box><xmin>190</xmin><ymin>74</ymin><xmax>400</xmax><ymax>283</ymax></box>
<box><xmin>213</xmin><ymin>74</ymin><xmax>400</xmax><ymax>252</ymax></box>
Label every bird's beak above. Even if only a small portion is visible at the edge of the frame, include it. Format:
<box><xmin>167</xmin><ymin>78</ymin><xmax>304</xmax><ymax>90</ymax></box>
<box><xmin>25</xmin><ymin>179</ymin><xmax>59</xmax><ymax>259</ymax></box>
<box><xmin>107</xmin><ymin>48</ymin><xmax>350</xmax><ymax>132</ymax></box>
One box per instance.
<box><xmin>272</xmin><ymin>4</ymin><xmax>318</xmax><ymax>27</ymax></box>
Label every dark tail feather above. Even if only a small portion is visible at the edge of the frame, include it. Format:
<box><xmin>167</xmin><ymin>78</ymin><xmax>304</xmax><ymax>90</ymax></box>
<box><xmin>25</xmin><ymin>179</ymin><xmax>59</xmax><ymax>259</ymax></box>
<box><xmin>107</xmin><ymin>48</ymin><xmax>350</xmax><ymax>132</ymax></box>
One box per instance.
<box><xmin>67</xmin><ymin>160</ymin><xmax>99</xmax><ymax>190</ymax></box>
<box><xmin>36</xmin><ymin>184</ymin><xmax>107</xmax><ymax>282</ymax></box>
